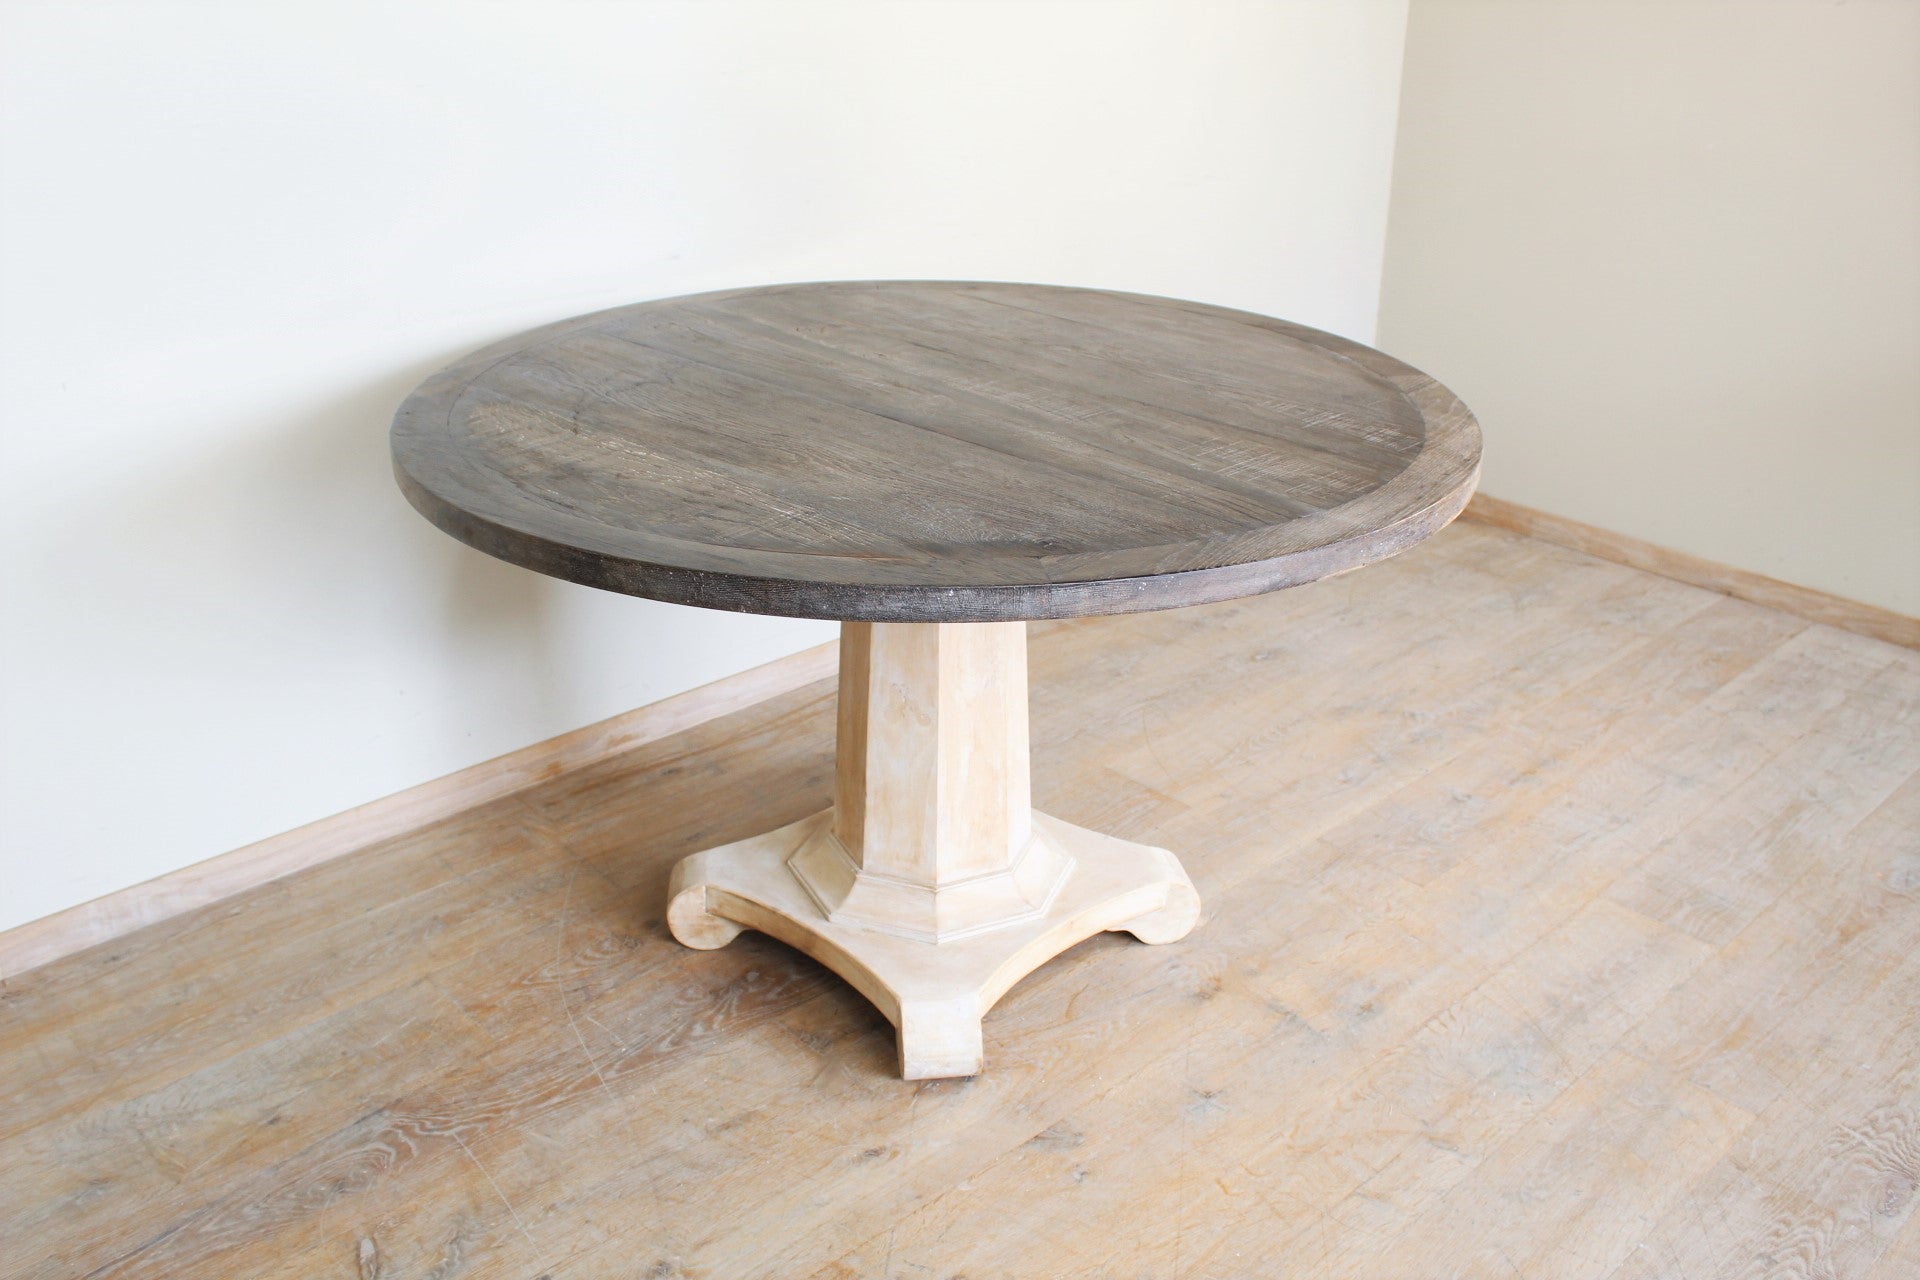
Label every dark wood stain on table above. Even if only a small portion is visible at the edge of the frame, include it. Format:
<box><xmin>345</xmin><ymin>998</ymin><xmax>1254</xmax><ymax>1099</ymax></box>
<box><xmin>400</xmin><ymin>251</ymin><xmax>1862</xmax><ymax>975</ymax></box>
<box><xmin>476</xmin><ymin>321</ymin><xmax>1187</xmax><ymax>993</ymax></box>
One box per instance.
<box><xmin>391</xmin><ymin>281</ymin><xmax>1481</xmax><ymax>621</ymax></box>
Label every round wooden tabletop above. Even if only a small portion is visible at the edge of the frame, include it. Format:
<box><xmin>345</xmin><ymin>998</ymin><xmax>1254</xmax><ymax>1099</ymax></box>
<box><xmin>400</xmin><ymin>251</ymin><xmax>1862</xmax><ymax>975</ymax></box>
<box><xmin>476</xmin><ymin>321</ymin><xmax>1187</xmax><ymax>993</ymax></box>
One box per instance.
<box><xmin>392</xmin><ymin>282</ymin><xmax>1480</xmax><ymax>622</ymax></box>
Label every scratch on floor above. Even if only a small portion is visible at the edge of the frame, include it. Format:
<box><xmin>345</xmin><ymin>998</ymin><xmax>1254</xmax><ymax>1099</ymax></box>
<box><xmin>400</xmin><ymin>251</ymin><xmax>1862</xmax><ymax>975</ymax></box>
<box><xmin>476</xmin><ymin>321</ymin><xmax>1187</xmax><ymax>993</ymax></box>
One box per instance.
<box><xmin>582</xmin><ymin>1013</ymin><xmax>628</xmax><ymax>1052</ymax></box>
<box><xmin>553</xmin><ymin>867</ymin><xmax>682</xmax><ymax>1255</ymax></box>
<box><xmin>451</xmin><ymin>1130</ymin><xmax>536</xmax><ymax>1249</ymax></box>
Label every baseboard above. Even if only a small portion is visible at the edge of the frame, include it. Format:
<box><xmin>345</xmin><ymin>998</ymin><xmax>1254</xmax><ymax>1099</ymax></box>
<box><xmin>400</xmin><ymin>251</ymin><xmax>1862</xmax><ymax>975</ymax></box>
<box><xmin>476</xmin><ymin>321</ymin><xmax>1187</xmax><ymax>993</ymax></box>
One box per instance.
<box><xmin>0</xmin><ymin>640</ymin><xmax>840</xmax><ymax>983</ymax></box>
<box><xmin>1462</xmin><ymin>492</ymin><xmax>1920</xmax><ymax>650</ymax></box>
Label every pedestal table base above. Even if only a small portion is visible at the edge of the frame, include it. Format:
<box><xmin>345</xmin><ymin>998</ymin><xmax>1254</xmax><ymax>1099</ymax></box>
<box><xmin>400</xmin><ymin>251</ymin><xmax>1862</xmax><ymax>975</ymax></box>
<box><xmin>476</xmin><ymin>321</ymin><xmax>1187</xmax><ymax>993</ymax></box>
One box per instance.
<box><xmin>665</xmin><ymin>620</ymin><xmax>1200</xmax><ymax>1079</ymax></box>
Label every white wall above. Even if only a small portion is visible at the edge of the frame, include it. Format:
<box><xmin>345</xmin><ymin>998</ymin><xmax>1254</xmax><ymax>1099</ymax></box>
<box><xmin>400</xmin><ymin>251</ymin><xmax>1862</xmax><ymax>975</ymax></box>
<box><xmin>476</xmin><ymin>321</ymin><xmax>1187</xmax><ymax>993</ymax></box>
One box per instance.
<box><xmin>1379</xmin><ymin>0</ymin><xmax>1920</xmax><ymax>616</ymax></box>
<box><xmin>0</xmin><ymin>0</ymin><xmax>1411</xmax><ymax>934</ymax></box>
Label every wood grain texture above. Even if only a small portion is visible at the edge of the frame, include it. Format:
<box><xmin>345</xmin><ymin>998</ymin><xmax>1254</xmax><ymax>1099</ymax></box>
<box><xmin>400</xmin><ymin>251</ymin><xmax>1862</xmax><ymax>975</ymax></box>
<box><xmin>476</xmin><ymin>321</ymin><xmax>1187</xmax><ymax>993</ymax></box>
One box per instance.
<box><xmin>392</xmin><ymin>281</ymin><xmax>1481</xmax><ymax>621</ymax></box>
<box><xmin>5</xmin><ymin>522</ymin><xmax>1915</xmax><ymax>1278</ymax></box>
<box><xmin>1463</xmin><ymin>491</ymin><xmax>1920</xmax><ymax>650</ymax></box>
<box><xmin>0</xmin><ymin>640</ymin><xmax>838</xmax><ymax>983</ymax></box>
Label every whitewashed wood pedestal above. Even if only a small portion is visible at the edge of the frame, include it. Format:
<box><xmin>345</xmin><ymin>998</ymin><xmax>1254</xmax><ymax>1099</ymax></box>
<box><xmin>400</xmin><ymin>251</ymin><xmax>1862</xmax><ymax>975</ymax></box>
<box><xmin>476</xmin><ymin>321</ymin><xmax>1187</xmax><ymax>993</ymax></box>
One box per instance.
<box><xmin>666</xmin><ymin>621</ymin><xmax>1199</xmax><ymax>1079</ymax></box>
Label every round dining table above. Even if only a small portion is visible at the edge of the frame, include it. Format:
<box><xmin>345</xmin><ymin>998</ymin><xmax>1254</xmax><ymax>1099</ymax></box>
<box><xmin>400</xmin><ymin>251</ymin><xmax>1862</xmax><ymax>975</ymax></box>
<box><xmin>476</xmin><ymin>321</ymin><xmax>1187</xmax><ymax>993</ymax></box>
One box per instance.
<box><xmin>392</xmin><ymin>280</ymin><xmax>1480</xmax><ymax>1079</ymax></box>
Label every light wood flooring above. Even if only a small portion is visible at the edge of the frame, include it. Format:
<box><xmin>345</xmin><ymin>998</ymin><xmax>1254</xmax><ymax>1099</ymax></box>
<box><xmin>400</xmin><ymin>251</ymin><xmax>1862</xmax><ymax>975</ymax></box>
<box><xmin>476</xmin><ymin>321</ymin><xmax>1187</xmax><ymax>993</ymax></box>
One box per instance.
<box><xmin>3</xmin><ymin>521</ymin><xmax>1917</xmax><ymax>1279</ymax></box>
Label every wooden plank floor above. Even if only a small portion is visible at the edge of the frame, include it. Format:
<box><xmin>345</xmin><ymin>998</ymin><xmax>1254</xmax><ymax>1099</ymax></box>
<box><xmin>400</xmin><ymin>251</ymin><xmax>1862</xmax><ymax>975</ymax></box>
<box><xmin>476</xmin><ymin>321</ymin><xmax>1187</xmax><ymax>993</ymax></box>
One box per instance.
<box><xmin>3</xmin><ymin>522</ymin><xmax>1917</xmax><ymax>1279</ymax></box>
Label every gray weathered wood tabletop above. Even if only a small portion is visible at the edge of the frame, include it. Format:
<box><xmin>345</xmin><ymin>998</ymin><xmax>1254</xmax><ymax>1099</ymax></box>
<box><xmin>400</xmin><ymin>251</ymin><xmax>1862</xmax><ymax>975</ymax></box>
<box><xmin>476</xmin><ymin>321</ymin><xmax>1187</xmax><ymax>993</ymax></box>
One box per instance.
<box><xmin>392</xmin><ymin>281</ymin><xmax>1480</xmax><ymax>621</ymax></box>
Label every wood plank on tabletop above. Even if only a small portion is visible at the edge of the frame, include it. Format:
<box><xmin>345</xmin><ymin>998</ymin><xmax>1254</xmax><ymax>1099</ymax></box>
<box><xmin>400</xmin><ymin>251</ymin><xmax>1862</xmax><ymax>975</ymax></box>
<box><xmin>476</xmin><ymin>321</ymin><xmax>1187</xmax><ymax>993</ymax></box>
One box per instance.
<box><xmin>392</xmin><ymin>281</ymin><xmax>1480</xmax><ymax>622</ymax></box>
